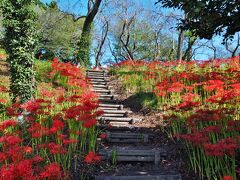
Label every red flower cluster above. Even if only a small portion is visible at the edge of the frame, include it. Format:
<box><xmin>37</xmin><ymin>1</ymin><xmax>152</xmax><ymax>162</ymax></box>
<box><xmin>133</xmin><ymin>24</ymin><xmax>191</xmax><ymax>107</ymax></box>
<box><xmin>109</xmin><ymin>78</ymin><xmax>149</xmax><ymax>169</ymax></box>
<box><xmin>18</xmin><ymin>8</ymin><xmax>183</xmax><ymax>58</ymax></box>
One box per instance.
<box><xmin>203</xmin><ymin>138</ymin><xmax>238</xmax><ymax>157</ymax></box>
<box><xmin>84</xmin><ymin>151</ymin><xmax>101</xmax><ymax>164</ymax></box>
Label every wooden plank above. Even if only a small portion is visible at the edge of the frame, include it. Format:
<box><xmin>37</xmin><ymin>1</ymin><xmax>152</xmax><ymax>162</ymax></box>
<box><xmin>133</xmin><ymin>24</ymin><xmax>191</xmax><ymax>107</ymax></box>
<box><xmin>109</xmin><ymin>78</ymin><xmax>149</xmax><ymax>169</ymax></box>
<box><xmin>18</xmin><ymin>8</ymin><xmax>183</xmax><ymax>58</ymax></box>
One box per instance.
<box><xmin>91</xmin><ymin>89</ymin><xmax>111</xmax><ymax>93</ymax></box>
<box><xmin>100</xmin><ymin>95</ymin><xmax>115</xmax><ymax>98</ymax></box>
<box><xmin>95</xmin><ymin>174</ymin><xmax>182</xmax><ymax>180</ymax></box>
<box><xmin>107</xmin><ymin>138</ymin><xmax>146</xmax><ymax>143</ymax></box>
<box><xmin>98</xmin><ymin>107</ymin><xmax>119</xmax><ymax>110</ymax></box>
<box><xmin>107</xmin><ymin>132</ymin><xmax>148</xmax><ymax>140</ymax></box>
<box><xmin>90</xmin><ymin>79</ymin><xmax>109</xmax><ymax>82</ymax></box>
<box><xmin>101</xmin><ymin>114</ymin><xmax>126</xmax><ymax>117</ymax></box>
<box><xmin>87</xmin><ymin>76</ymin><xmax>110</xmax><ymax>79</ymax></box>
<box><xmin>99</xmin><ymin>149</ymin><xmax>165</xmax><ymax>165</ymax></box>
<box><xmin>103</xmin><ymin>110</ymin><xmax>129</xmax><ymax>114</ymax></box>
<box><xmin>99</xmin><ymin>104</ymin><xmax>122</xmax><ymax>108</ymax></box>
<box><xmin>90</xmin><ymin>82</ymin><xmax>108</xmax><ymax>85</ymax></box>
<box><xmin>97</xmin><ymin>117</ymin><xmax>133</xmax><ymax>122</ymax></box>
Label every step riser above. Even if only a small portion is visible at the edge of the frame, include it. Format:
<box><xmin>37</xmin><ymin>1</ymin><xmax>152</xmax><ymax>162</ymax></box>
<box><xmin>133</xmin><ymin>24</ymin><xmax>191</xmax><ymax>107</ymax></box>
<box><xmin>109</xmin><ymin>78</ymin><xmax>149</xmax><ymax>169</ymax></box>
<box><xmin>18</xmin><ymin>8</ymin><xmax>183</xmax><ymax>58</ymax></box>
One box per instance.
<box><xmin>106</xmin><ymin>139</ymin><xmax>147</xmax><ymax>143</ymax></box>
<box><xmin>99</xmin><ymin>104</ymin><xmax>123</xmax><ymax>108</ymax></box>
<box><xmin>90</xmin><ymin>79</ymin><xmax>109</xmax><ymax>82</ymax></box>
<box><xmin>95</xmin><ymin>175</ymin><xmax>182</xmax><ymax>180</ymax></box>
<box><xmin>93</xmin><ymin>85</ymin><xmax>112</xmax><ymax>88</ymax></box>
<box><xmin>91</xmin><ymin>82</ymin><xmax>107</xmax><ymax>86</ymax></box>
<box><xmin>98</xmin><ymin>107</ymin><xmax>119</xmax><ymax>110</ymax></box>
<box><xmin>87</xmin><ymin>72</ymin><xmax>105</xmax><ymax>75</ymax></box>
<box><xmin>91</xmin><ymin>89</ymin><xmax>111</xmax><ymax>93</ymax></box>
<box><xmin>101</xmin><ymin>114</ymin><xmax>126</xmax><ymax>117</ymax></box>
<box><xmin>87</xmin><ymin>75</ymin><xmax>109</xmax><ymax>78</ymax></box>
<box><xmin>99</xmin><ymin>150</ymin><xmax>164</xmax><ymax>165</ymax></box>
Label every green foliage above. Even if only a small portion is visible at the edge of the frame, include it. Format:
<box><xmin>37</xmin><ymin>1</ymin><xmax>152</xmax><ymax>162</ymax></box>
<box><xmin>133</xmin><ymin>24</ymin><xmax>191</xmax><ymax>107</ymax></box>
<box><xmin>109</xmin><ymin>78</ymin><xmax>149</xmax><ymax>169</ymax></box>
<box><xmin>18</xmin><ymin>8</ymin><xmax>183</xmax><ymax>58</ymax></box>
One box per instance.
<box><xmin>36</xmin><ymin>4</ymin><xmax>84</xmax><ymax>59</ymax></box>
<box><xmin>156</xmin><ymin>0</ymin><xmax>240</xmax><ymax>39</ymax></box>
<box><xmin>1</xmin><ymin>0</ymin><xmax>37</xmax><ymax>103</ymax></box>
<box><xmin>0</xmin><ymin>11</ymin><xmax>4</xmax><ymax>48</ymax></box>
<box><xmin>133</xmin><ymin>92</ymin><xmax>158</xmax><ymax>109</ymax></box>
<box><xmin>35</xmin><ymin>60</ymin><xmax>52</xmax><ymax>82</ymax></box>
<box><xmin>77</xmin><ymin>31</ymin><xmax>92</xmax><ymax>67</ymax></box>
<box><xmin>112</xmin><ymin>19</ymin><xmax>177</xmax><ymax>61</ymax></box>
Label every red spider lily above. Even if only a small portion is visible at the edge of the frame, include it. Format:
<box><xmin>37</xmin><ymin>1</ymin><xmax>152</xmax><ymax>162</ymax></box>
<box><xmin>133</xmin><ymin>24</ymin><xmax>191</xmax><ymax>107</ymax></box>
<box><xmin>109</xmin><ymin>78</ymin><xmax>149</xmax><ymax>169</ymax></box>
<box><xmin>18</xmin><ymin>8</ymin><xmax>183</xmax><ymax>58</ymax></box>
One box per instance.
<box><xmin>0</xmin><ymin>98</ymin><xmax>7</xmax><ymax>104</ymax></box>
<box><xmin>39</xmin><ymin>162</ymin><xmax>62</xmax><ymax>179</ymax></box>
<box><xmin>56</xmin><ymin>95</ymin><xmax>65</xmax><ymax>103</ymax></box>
<box><xmin>177</xmin><ymin>101</ymin><xmax>200</xmax><ymax>110</ymax></box>
<box><xmin>99</xmin><ymin>133</ymin><xmax>108</xmax><ymax>139</ymax></box>
<box><xmin>0</xmin><ymin>152</ymin><xmax>7</xmax><ymax>163</ymax></box>
<box><xmin>62</xmin><ymin>139</ymin><xmax>78</xmax><ymax>145</ymax></box>
<box><xmin>0</xmin><ymin>120</ymin><xmax>17</xmax><ymax>131</ymax></box>
<box><xmin>187</xmin><ymin>109</ymin><xmax>222</xmax><ymax>125</ymax></box>
<box><xmin>222</xmin><ymin>176</ymin><xmax>233</xmax><ymax>180</ymax></box>
<box><xmin>25</xmin><ymin>115</ymin><xmax>35</xmax><ymax>122</ymax></box>
<box><xmin>227</xmin><ymin>120</ymin><xmax>240</xmax><ymax>132</ymax></box>
<box><xmin>0</xmin><ymin>85</ymin><xmax>8</xmax><ymax>92</ymax></box>
<box><xmin>47</xmin><ymin>143</ymin><xmax>66</xmax><ymax>154</ymax></box>
<box><xmin>179</xmin><ymin>132</ymin><xmax>209</xmax><ymax>146</ymax></box>
<box><xmin>203</xmin><ymin>138</ymin><xmax>237</xmax><ymax>157</ymax></box>
<box><xmin>6</xmin><ymin>103</ymin><xmax>21</xmax><ymax>117</ymax></box>
<box><xmin>204</xmin><ymin>80</ymin><xmax>224</xmax><ymax>92</ymax></box>
<box><xmin>83</xmin><ymin>119</ymin><xmax>97</xmax><ymax>128</ymax></box>
<box><xmin>49</xmin><ymin>118</ymin><xmax>64</xmax><ymax>134</ymax></box>
<box><xmin>84</xmin><ymin>151</ymin><xmax>101</xmax><ymax>164</ymax></box>
<box><xmin>21</xmin><ymin>100</ymin><xmax>42</xmax><ymax>113</ymax></box>
<box><xmin>201</xmin><ymin>125</ymin><xmax>222</xmax><ymax>134</ymax></box>
<box><xmin>0</xmin><ymin>135</ymin><xmax>22</xmax><ymax>147</ymax></box>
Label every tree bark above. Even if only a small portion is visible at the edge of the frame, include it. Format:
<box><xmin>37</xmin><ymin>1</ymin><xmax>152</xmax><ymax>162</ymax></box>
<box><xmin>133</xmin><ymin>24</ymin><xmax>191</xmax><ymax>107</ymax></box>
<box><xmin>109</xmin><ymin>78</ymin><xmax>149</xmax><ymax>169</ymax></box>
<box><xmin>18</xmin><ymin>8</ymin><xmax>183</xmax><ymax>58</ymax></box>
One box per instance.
<box><xmin>176</xmin><ymin>29</ymin><xmax>184</xmax><ymax>61</ymax></box>
<box><xmin>95</xmin><ymin>20</ymin><xmax>109</xmax><ymax>68</ymax></box>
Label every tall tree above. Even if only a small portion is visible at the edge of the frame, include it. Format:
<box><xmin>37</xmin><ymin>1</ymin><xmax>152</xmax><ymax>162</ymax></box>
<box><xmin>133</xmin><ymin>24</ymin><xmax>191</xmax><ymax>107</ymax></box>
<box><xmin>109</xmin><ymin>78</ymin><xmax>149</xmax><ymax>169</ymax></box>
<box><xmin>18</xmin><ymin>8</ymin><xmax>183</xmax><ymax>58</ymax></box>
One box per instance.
<box><xmin>1</xmin><ymin>0</ymin><xmax>37</xmax><ymax>103</ymax></box>
<box><xmin>36</xmin><ymin>3</ymin><xmax>84</xmax><ymax>60</ymax></box>
<box><xmin>155</xmin><ymin>0</ymin><xmax>240</xmax><ymax>40</ymax></box>
<box><xmin>77</xmin><ymin>0</ymin><xmax>102</xmax><ymax>67</ymax></box>
<box><xmin>92</xmin><ymin>14</ymin><xmax>109</xmax><ymax>68</ymax></box>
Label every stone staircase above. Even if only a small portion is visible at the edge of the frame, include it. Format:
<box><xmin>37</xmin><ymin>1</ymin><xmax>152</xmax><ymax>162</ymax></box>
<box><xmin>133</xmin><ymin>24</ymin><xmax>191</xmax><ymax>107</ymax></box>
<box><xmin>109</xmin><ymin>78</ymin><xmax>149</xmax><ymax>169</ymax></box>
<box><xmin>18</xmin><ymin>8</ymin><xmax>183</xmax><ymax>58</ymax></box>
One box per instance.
<box><xmin>87</xmin><ymin>69</ymin><xmax>182</xmax><ymax>180</ymax></box>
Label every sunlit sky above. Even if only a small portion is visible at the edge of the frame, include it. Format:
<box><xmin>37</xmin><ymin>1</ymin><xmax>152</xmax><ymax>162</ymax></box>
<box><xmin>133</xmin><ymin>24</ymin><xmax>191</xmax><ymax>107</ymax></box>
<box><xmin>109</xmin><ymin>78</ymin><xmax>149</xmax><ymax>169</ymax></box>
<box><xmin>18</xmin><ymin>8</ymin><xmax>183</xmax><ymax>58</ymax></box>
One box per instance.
<box><xmin>40</xmin><ymin>0</ymin><xmax>233</xmax><ymax>61</ymax></box>
<box><xmin>40</xmin><ymin>0</ymin><xmax>158</xmax><ymax>14</ymax></box>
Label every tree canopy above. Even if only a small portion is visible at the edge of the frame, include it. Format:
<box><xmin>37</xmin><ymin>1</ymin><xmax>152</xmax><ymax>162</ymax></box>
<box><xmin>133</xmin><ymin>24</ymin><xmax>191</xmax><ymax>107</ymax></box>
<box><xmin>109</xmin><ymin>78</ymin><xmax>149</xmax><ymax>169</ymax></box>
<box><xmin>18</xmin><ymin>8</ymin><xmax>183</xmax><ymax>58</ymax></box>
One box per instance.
<box><xmin>156</xmin><ymin>0</ymin><xmax>240</xmax><ymax>39</ymax></box>
<box><xmin>36</xmin><ymin>3</ymin><xmax>84</xmax><ymax>60</ymax></box>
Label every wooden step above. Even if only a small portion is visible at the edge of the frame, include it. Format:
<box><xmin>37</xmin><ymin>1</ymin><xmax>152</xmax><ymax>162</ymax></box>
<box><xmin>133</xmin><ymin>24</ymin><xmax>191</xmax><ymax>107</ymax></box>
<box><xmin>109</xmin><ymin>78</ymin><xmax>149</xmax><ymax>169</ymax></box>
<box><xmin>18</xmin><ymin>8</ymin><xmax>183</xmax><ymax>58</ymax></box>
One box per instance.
<box><xmin>104</xmin><ymin>131</ymin><xmax>150</xmax><ymax>143</ymax></box>
<box><xmin>98</xmin><ymin>107</ymin><xmax>119</xmax><ymax>110</ymax></box>
<box><xmin>98</xmin><ymin>99</ymin><xmax>118</xmax><ymax>103</ymax></box>
<box><xmin>87</xmin><ymin>74</ymin><xmax>109</xmax><ymax>77</ymax></box>
<box><xmin>99</xmin><ymin>148</ymin><xmax>166</xmax><ymax>165</ymax></box>
<box><xmin>93</xmin><ymin>84</ymin><xmax>112</xmax><ymax>89</ymax></box>
<box><xmin>95</xmin><ymin>173</ymin><xmax>181</xmax><ymax>180</ymax></box>
<box><xmin>91</xmin><ymin>89</ymin><xmax>111</xmax><ymax>93</ymax></box>
<box><xmin>99</xmin><ymin>104</ymin><xmax>123</xmax><ymax>110</ymax></box>
<box><xmin>91</xmin><ymin>81</ymin><xmax>108</xmax><ymax>85</ymax></box>
<box><xmin>88</xmin><ymin>76</ymin><xmax>110</xmax><ymax>79</ymax></box>
<box><xmin>87</xmin><ymin>69</ymin><xmax>105</xmax><ymax>72</ymax></box>
<box><xmin>90</xmin><ymin>79</ymin><xmax>110</xmax><ymax>82</ymax></box>
<box><xmin>103</xmin><ymin>110</ymin><xmax>131</xmax><ymax>114</ymax></box>
<box><xmin>97</xmin><ymin>117</ymin><xmax>140</xmax><ymax>124</ymax></box>
<box><xmin>101</xmin><ymin>114</ymin><xmax>126</xmax><ymax>117</ymax></box>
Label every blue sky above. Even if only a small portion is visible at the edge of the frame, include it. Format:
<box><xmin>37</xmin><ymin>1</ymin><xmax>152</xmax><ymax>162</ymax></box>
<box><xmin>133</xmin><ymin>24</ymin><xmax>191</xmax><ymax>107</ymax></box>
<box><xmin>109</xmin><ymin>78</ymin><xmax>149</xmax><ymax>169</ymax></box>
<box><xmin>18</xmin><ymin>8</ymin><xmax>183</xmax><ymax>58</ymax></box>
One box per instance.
<box><xmin>41</xmin><ymin>0</ymin><xmax>158</xmax><ymax>14</ymax></box>
<box><xmin>40</xmin><ymin>0</ymin><xmax>237</xmax><ymax>61</ymax></box>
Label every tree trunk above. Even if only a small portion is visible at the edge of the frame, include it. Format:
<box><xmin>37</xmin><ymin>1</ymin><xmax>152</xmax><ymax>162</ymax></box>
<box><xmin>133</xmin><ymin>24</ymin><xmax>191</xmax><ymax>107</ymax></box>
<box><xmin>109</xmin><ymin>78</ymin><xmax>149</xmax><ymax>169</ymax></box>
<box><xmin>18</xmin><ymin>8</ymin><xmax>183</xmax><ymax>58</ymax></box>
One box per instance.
<box><xmin>176</xmin><ymin>29</ymin><xmax>184</xmax><ymax>61</ymax></box>
<box><xmin>183</xmin><ymin>38</ymin><xmax>196</xmax><ymax>61</ymax></box>
<box><xmin>95</xmin><ymin>21</ymin><xmax>109</xmax><ymax>68</ymax></box>
<box><xmin>77</xmin><ymin>0</ymin><xmax>102</xmax><ymax>67</ymax></box>
<box><xmin>1</xmin><ymin>0</ymin><xmax>37</xmax><ymax>103</ymax></box>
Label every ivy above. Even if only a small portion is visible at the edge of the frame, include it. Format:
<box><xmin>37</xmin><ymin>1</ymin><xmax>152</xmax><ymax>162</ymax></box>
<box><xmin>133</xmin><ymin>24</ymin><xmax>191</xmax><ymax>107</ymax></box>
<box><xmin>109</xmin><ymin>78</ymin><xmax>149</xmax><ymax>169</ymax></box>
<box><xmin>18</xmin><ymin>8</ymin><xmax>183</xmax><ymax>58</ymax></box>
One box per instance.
<box><xmin>1</xmin><ymin>0</ymin><xmax>37</xmax><ymax>103</ymax></box>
